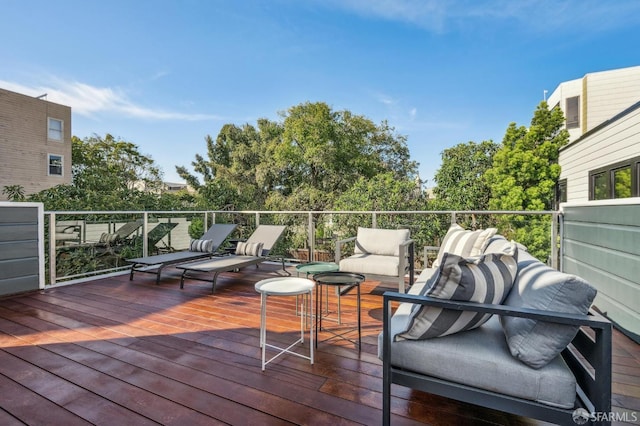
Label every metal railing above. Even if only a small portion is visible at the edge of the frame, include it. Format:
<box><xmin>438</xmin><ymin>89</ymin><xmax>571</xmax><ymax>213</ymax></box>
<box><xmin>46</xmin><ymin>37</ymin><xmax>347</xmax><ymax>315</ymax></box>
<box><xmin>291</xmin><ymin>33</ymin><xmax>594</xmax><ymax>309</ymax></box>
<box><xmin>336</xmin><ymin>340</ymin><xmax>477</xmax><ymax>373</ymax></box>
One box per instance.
<box><xmin>45</xmin><ymin>209</ymin><xmax>560</xmax><ymax>285</ymax></box>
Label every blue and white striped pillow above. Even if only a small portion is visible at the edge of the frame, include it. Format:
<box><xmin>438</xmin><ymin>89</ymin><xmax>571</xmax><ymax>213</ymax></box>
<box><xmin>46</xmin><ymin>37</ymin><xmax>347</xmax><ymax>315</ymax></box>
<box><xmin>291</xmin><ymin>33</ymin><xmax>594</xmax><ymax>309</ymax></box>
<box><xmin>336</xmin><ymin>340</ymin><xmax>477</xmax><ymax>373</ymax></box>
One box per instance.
<box><xmin>190</xmin><ymin>238</ymin><xmax>215</xmax><ymax>253</ymax></box>
<box><xmin>396</xmin><ymin>242</ymin><xmax>517</xmax><ymax>340</ymax></box>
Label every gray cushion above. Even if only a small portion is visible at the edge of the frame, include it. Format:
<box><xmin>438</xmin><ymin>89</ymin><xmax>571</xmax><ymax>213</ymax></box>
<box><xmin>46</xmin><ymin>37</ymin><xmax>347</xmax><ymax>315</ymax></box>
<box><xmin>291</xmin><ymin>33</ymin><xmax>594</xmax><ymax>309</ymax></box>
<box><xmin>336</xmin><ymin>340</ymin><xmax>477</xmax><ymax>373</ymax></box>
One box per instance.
<box><xmin>397</xmin><ymin>244</ymin><xmax>517</xmax><ymax>339</ymax></box>
<box><xmin>378</xmin><ymin>315</ymin><xmax>577</xmax><ymax>409</ymax></box>
<box><xmin>353</xmin><ymin>227</ymin><xmax>410</xmax><ymax>257</ymax></box>
<box><xmin>501</xmin><ymin>250</ymin><xmax>597</xmax><ymax>369</ymax></box>
<box><xmin>433</xmin><ymin>224</ymin><xmax>497</xmax><ymax>268</ymax></box>
<box><xmin>190</xmin><ymin>238</ymin><xmax>215</xmax><ymax>253</ymax></box>
<box><xmin>339</xmin><ymin>253</ymin><xmax>400</xmax><ymax>277</ymax></box>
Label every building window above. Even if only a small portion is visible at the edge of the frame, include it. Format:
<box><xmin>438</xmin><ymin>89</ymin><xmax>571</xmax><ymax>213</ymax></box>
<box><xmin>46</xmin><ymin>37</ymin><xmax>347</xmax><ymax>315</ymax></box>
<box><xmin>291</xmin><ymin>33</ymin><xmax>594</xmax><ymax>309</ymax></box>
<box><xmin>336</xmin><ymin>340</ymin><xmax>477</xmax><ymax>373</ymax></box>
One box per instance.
<box><xmin>48</xmin><ymin>154</ymin><xmax>63</xmax><ymax>176</ymax></box>
<box><xmin>556</xmin><ymin>179</ymin><xmax>567</xmax><ymax>208</ymax></box>
<box><xmin>591</xmin><ymin>172</ymin><xmax>608</xmax><ymax>200</ymax></box>
<box><xmin>589</xmin><ymin>157</ymin><xmax>640</xmax><ymax>200</ymax></box>
<box><xmin>613</xmin><ymin>166</ymin><xmax>632</xmax><ymax>198</ymax></box>
<box><xmin>48</xmin><ymin>118</ymin><xmax>63</xmax><ymax>141</ymax></box>
<box><xmin>565</xmin><ymin>96</ymin><xmax>580</xmax><ymax>129</ymax></box>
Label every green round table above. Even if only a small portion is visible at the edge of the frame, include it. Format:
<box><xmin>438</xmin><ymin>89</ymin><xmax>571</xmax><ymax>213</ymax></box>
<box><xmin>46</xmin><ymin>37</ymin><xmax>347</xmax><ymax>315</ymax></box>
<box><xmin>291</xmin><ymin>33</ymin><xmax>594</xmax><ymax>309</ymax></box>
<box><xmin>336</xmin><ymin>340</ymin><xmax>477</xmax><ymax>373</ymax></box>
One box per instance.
<box><xmin>295</xmin><ymin>262</ymin><xmax>340</xmax><ymax>324</ymax></box>
<box><xmin>295</xmin><ymin>261</ymin><xmax>340</xmax><ymax>277</ymax></box>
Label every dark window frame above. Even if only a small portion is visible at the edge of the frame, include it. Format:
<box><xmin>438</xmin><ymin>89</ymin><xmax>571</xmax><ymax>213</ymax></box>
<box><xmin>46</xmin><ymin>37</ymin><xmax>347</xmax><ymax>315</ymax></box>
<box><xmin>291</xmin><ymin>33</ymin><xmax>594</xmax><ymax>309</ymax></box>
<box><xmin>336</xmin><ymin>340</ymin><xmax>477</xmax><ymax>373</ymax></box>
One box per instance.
<box><xmin>556</xmin><ymin>179</ymin><xmax>567</xmax><ymax>208</ymax></box>
<box><xmin>589</xmin><ymin>156</ymin><xmax>640</xmax><ymax>200</ymax></box>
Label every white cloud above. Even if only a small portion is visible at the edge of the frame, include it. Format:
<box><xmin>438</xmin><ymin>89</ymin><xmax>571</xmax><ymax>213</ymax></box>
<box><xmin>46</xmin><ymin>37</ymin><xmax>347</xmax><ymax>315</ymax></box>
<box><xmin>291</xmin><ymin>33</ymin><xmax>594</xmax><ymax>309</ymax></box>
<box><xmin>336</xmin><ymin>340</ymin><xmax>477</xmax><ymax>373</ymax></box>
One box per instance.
<box><xmin>409</xmin><ymin>107</ymin><xmax>417</xmax><ymax>120</ymax></box>
<box><xmin>0</xmin><ymin>79</ymin><xmax>222</xmax><ymax>121</ymax></box>
<box><xmin>319</xmin><ymin>0</ymin><xmax>640</xmax><ymax>34</ymax></box>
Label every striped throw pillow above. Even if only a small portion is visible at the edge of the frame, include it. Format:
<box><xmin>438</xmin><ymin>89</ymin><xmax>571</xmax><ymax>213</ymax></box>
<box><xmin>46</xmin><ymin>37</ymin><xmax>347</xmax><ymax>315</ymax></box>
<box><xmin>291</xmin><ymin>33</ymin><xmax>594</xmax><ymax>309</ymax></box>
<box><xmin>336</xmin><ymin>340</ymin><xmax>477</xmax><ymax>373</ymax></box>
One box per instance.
<box><xmin>235</xmin><ymin>241</ymin><xmax>264</xmax><ymax>256</ymax></box>
<box><xmin>432</xmin><ymin>224</ymin><xmax>497</xmax><ymax>268</ymax></box>
<box><xmin>396</xmin><ymin>242</ymin><xmax>517</xmax><ymax>340</ymax></box>
<box><xmin>190</xmin><ymin>239</ymin><xmax>215</xmax><ymax>253</ymax></box>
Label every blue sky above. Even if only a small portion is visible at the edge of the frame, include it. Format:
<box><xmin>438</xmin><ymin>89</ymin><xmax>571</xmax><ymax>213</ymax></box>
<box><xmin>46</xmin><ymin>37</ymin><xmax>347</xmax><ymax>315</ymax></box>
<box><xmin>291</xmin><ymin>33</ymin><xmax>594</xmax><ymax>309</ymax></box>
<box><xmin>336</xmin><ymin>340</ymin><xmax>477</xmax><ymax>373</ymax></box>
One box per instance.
<box><xmin>2</xmin><ymin>0</ymin><xmax>640</xmax><ymax>186</ymax></box>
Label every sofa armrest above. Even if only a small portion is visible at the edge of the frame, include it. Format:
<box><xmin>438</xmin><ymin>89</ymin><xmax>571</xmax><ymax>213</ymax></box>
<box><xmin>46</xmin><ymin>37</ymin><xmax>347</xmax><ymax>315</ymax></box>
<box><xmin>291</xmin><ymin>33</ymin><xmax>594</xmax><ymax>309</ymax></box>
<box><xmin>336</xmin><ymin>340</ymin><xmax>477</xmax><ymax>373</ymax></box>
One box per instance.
<box><xmin>335</xmin><ymin>236</ymin><xmax>357</xmax><ymax>264</ymax></box>
<box><xmin>381</xmin><ymin>291</ymin><xmax>612</xmax><ymax>422</ymax></box>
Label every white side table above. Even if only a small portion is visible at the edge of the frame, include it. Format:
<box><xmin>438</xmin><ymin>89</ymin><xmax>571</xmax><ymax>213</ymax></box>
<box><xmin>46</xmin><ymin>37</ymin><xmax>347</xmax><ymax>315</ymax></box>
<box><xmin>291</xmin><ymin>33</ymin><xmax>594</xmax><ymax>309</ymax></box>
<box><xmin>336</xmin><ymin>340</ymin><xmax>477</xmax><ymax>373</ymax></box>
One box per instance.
<box><xmin>255</xmin><ymin>277</ymin><xmax>315</xmax><ymax>371</ymax></box>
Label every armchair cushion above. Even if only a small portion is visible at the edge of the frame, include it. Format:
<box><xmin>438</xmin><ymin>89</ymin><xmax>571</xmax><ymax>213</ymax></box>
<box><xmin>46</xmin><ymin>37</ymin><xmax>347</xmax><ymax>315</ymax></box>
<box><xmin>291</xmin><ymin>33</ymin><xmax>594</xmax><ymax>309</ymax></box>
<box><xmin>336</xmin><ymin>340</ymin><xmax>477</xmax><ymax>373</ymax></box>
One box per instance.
<box><xmin>397</xmin><ymin>243</ymin><xmax>517</xmax><ymax>340</ymax></box>
<box><xmin>353</xmin><ymin>227</ymin><xmax>410</xmax><ymax>257</ymax></box>
<box><xmin>432</xmin><ymin>224</ymin><xmax>497</xmax><ymax>268</ymax></box>
<box><xmin>501</xmin><ymin>250</ymin><xmax>597</xmax><ymax>369</ymax></box>
<box><xmin>339</xmin><ymin>253</ymin><xmax>401</xmax><ymax>277</ymax></box>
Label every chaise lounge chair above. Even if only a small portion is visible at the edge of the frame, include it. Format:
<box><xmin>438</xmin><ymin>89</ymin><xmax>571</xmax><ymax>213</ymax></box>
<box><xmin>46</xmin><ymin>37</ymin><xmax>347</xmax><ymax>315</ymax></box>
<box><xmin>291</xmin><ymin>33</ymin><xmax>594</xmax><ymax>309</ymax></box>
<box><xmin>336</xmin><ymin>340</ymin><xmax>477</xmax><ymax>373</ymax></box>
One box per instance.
<box><xmin>127</xmin><ymin>223</ymin><xmax>237</xmax><ymax>284</ymax></box>
<box><xmin>176</xmin><ymin>224</ymin><xmax>289</xmax><ymax>293</ymax></box>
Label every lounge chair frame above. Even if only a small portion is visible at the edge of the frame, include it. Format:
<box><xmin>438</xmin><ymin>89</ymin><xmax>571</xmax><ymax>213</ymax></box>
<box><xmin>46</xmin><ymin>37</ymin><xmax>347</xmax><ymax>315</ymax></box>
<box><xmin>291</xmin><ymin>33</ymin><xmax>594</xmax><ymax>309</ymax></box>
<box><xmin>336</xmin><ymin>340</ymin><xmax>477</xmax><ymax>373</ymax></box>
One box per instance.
<box><xmin>127</xmin><ymin>223</ymin><xmax>237</xmax><ymax>284</ymax></box>
<box><xmin>176</xmin><ymin>225</ymin><xmax>290</xmax><ymax>293</ymax></box>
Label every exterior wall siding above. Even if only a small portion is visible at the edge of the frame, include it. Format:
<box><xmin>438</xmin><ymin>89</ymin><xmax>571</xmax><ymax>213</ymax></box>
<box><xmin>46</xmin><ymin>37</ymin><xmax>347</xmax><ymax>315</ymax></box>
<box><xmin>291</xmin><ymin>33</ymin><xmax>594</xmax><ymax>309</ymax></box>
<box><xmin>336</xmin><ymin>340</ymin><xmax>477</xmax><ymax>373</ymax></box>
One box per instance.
<box><xmin>561</xmin><ymin>200</ymin><xmax>640</xmax><ymax>340</ymax></box>
<box><xmin>0</xmin><ymin>88</ymin><xmax>72</xmax><ymax>200</ymax></box>
<box><xmin>0</xmin><ymin>202</ymin><xmax>44</xmax><ymax>295</ymax></box>
<box><xmin>559</xmin><ymin>103</ymin><xmax>640</xmax><ymax>202</ymax></box>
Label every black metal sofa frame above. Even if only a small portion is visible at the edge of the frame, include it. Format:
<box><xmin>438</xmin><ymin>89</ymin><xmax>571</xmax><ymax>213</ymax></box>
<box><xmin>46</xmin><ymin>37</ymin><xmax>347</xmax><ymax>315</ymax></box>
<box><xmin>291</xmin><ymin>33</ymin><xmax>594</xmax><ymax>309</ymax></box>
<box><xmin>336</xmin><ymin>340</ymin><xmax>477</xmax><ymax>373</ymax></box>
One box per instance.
<box><xmin>382</xmin><ymin>292</ymin><xmax>613</xmax><ymax>426</ymax></box>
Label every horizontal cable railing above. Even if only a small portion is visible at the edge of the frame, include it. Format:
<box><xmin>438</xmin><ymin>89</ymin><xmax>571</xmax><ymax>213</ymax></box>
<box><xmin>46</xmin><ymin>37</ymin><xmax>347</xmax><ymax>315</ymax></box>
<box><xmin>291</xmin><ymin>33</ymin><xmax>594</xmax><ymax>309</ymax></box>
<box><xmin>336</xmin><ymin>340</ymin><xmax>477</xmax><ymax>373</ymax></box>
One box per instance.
<box><xmin>45</xmin><ymin>209</ymin><xmax>559</xmax><ymax>285</ymax></box>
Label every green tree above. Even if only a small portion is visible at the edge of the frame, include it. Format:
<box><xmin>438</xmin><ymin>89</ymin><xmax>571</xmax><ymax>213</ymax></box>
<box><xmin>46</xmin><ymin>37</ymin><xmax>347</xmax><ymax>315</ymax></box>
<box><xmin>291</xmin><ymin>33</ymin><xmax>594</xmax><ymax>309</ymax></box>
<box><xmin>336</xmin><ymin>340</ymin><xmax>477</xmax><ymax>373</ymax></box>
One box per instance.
<box><xmin>177</xmin><ymin>121</ymin><xmax>278</xmax><ymax>209</ymax></box>
<box><xmin>29</xmin><ymin>133</ymin><xmax>175</xmax><ymax>211</ymax></box>
<box><xmin>485</xmin><ymin>101</ymin><xmax>569</xmax><ymax>260</ymax></box>
<box><xmin>178</xmin><ymin>102</ymin><xmax>418</xmax><ymax>212</ymax></box>
<box><xmin>72</xmin><ymin>134</ymin><xmax>163</xmax><ymax>193</ymax></box>
<box><xmin>2</xmin><ymin>184</ymin><xmax>26</xmax><ymax>201</ymax></box>
<box><xmin>433</xmin><ymin>140</ymin><xmax>498</xmax><ymax>212</ymax></box>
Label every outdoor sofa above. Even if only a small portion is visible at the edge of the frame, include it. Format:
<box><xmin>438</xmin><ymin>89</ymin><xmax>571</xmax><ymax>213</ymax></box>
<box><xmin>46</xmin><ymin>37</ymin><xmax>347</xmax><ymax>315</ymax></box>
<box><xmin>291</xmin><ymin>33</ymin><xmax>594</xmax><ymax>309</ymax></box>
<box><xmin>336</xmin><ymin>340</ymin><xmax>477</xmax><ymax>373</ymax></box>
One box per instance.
<box><xmin>380</xmin><ymin>225</ymin><xmax>612</xmax><ymax>425</ymax></box>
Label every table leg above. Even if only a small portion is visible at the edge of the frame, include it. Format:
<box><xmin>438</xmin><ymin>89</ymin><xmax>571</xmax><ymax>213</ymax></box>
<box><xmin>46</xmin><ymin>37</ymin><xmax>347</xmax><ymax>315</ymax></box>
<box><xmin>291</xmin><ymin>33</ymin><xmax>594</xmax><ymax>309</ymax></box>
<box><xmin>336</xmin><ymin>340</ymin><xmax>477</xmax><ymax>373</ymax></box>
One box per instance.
<box><xmin>357</xmin><ymin>283</ymin><xmax>361</xmax><ymax>350</ymax></box>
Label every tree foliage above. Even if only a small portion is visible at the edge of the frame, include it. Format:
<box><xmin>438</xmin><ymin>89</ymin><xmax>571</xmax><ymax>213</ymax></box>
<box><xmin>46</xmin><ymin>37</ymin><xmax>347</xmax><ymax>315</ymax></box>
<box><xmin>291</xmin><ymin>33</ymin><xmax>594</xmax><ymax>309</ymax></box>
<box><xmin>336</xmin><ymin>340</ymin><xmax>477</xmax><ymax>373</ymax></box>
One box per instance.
<box><xmin>485</xmin><ymin>101</ymin><xmax>569</xmax><ymax>260</ymax></box>
<box><xmin>29</xmin><ymin>133</ymin><xmax>187</xmax><ymax>211</ymax></box>
<box><xmin>177</xmin><ymin>101</ymin><xmax>418</xmax><ymax>211</ymax></box>
<box><xmin>433</xmin><ymin>140</ymin><xmax>498</xmax><ymax>212</ymax></box>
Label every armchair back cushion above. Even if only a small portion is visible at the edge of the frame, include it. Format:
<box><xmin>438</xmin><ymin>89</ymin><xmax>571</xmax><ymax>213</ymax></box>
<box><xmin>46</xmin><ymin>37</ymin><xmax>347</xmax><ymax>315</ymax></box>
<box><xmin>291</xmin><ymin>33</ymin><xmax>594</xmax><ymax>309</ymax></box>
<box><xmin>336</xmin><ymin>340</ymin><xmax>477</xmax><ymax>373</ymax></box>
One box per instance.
<box><xmin>354</xmin><ymin>227</ymin><xmax>410</xmax><ymax>257</ymax></box>
<box><xmin>501</xmin><ymin>250</ymin><xmax>597</xmax><ymax>369</ymax></box>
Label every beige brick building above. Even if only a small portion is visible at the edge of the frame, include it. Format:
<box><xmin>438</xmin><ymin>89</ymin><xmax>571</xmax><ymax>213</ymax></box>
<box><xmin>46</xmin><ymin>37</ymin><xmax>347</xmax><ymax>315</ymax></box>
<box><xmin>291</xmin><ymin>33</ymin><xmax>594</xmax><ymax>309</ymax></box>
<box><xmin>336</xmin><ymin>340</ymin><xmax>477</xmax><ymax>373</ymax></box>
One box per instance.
<box><xmin>0</xmin><ymin>88</ymin><xmax>72</xmax><ymax>200</ymax></box>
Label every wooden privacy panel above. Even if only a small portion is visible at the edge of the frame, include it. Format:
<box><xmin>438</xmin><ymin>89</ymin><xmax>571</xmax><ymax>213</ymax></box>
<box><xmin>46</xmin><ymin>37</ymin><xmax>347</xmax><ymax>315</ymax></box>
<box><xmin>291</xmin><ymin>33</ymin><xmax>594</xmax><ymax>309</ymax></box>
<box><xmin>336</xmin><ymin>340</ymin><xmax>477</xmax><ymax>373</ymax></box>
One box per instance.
<box><xmin>0</xmin><ymin>202</ymin><xmax>43</xmax><ymax>295</ymax></box>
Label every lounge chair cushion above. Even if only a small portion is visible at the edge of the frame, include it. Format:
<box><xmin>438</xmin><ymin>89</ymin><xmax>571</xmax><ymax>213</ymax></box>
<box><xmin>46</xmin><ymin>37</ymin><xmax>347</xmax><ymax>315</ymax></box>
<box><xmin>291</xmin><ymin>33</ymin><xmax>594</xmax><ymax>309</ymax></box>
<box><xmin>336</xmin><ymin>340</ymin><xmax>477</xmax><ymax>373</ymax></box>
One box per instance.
<box><xmin>397</xmin><ymin>244</ymin><xmax>517</xmax><ymax>340</ymax></box>
<box><xmin>190</xmin><ymin>239</ymin><xmax>215</xmax><ymax>253</ymax></box>
<box><xmin>353</xmin><ymin>227</ymin><xmax>410</xmax><ymax>257</ymax></box>
<box><xmin>501</xmin><ymin>250</ymin><xmax>597</xmax><ymax>368</ymax></box>
<box><xmin>235</xmin><ymin>241</ymin><xmax>264</xmax><ymax>256</ymax></box>
<box><xmin>432</xmin><ymin>225</ymin><xmax>497</xmax><ymax>268</ymax></box>
<box><xmin>378</xmin><ymin>315</ymin><xmax>577</xmax><ymax>409</ymax></box>
<box><xmin>99</xmin><ymin>232</ymin><xmax>120</xmax><ymax>244</ymax></box>
<box><xmin>339</xmin><ymin>253</ymin><xmax>401</xmax><ymax>277</ymax></box>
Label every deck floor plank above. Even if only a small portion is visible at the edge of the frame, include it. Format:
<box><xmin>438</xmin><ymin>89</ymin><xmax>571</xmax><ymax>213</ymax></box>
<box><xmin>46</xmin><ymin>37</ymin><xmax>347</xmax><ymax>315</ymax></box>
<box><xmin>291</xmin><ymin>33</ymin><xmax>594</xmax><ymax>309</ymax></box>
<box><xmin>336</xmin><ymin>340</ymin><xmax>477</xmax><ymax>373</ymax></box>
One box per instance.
<box><xmin>0</xmin><ymin>263</ymin><xmax>636</xmax><ymax>425</ymax></box>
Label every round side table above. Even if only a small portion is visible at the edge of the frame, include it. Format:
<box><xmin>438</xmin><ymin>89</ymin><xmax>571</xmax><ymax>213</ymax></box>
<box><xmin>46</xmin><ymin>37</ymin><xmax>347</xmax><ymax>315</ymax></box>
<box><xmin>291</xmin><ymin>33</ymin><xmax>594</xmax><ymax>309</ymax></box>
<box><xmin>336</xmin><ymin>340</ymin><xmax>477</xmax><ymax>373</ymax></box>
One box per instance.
<box><xmin>313</xmin><ymin>272</ymin><xmax>365</xmax><ymax>350</ymax></box>
<box><xmin>255</xmin><ymin>277</ymin><xmax>315</xmax><ymax>371</ymax></box>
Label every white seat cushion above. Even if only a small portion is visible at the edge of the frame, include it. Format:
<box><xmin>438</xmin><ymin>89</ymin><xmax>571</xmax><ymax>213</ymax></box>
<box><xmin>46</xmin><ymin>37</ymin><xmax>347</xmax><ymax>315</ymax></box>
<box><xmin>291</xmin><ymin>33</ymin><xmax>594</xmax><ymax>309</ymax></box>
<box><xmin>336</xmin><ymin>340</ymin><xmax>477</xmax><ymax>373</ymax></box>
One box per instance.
<box><xmin>339</xmin><ymin>254</ymin><xmax>400</xmax><ymax>277</ymax></box>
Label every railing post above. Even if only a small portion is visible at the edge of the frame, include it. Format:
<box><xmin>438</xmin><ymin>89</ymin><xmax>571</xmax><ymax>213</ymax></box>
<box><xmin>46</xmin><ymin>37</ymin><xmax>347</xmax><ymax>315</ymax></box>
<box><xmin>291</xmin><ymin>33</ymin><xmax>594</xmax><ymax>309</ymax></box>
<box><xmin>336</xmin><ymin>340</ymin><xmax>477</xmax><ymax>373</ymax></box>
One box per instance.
<box><xmin>255</xmin><ymin>212</ymin><xmax>260</xmax><ymax>227</ymax></box>
<box><xmin>372</xmin><ymin>212</ymin><xmax>377</xmax><ymax>228</ymax></box>
<box><xmin>451</xmin><ymin>212</ymin><xmax>457</xmax><ymax>224</ymax></box>
<box><xmin>308</xmin><ymin>212</ymin><xmax>315</xmax><ymax>262</ymax></box>
<box><xmin>142</xmin><ymin>212</ymin><xmax>149</xmax><ymax>257</ymax></box>
<box><xmin>49</xmin><ymin>213</ymin><xmax>57</xmax><ymax>285</ymax></box>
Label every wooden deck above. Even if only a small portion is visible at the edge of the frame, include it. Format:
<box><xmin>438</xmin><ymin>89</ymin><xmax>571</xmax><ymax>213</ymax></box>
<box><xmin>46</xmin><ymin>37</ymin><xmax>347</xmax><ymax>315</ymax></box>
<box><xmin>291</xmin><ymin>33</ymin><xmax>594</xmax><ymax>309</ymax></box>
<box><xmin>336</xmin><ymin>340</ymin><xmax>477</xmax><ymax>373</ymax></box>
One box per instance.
<box><xmin>0</xmin><ymin>263</ymin><xmax>637</xmax><ymax>425</ymax></box>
